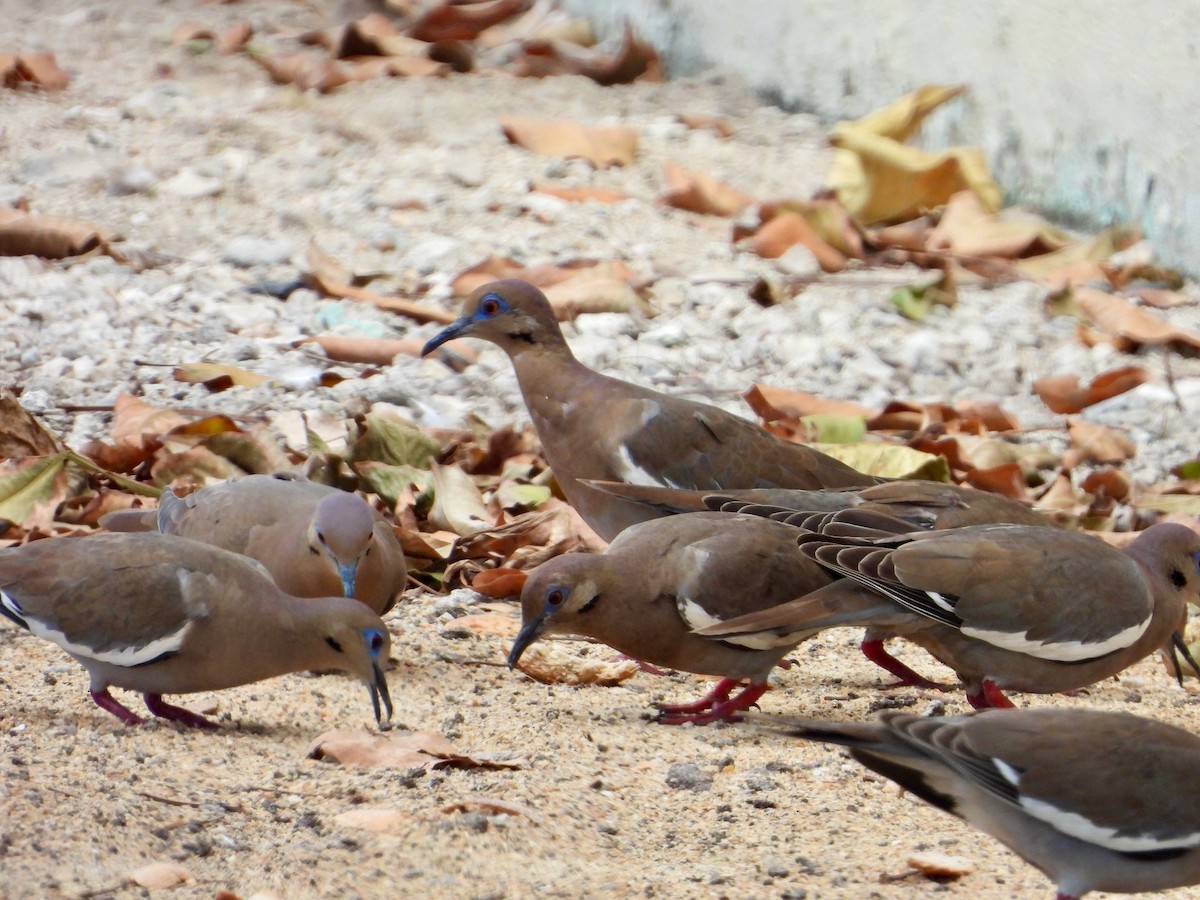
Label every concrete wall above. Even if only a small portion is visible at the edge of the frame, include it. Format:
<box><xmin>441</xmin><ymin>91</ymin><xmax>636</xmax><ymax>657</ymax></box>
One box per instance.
<box><xmin>565</xmin><ymin>0</ymin><xmax>1200</xmax><ymax>271</ymax></box>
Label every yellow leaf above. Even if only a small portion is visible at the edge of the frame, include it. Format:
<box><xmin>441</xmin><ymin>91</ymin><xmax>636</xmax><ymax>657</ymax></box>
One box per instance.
<box><xmin>816</xmin><ymin>442</ymin><xmax>950</xmax><ymax>481</ymax></box>
<box><xmin>826</xmin><ymin>84</ymin><xmax>1002</xmax><ymax>226</ymax></box>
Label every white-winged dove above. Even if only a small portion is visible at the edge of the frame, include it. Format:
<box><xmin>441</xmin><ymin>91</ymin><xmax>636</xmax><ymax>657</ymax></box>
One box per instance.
<box><xmin>589</xmin><ymin>478</ymin><xmax>1051</xmax><ymax>688</ymax></box>
<box><xmin>421</xmin><ymin>280</ymin><xmax>878</xmax><ymax>540</ymax></box>
<box><xmin>0</xmin><ymin>533</ymin><xmax>393</xmax><ymax>728</ymax></box>
<box><xmin>102</xmin><ymin>475</ymin><xmax>407</xmax><ymax>615</ymax></box>
<box><xmin>507</xmin><ymin>511</ymin><xmax>833</xmax><ymax>724</ymax></box>
<box><xmin>760</xmin><ymin>708</ymin><xmax>1200</xmax><ymax>899</ymax></box>
<box><xmin>702</xmin><ymin>522</ymin><xmax>1200</xmax><ymax>708</ymax></box>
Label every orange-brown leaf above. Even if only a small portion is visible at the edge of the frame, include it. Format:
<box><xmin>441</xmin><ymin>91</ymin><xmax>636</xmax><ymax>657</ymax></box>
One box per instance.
<box><xmin>498</xmin><ymin>115</ymin><xmax>638</xmax><ymax>169</ymax></box>
<box><xmin>1032</xmin><ymin>365</ymin><xmax>1150</xmax><ymax>414</ymax></box>
<box><xmin>660</xmin><ymin>162</ymin><xmax>753</xmax><ymax>217</ymax></box>
<box><xmin>409</xmin><ymin>0</ymin><xmax>529</xmax><ymax>43</ymax></box>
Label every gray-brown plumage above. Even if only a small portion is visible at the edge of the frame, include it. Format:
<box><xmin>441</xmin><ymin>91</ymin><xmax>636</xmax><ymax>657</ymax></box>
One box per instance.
<box><xmin>0</xmin><ymin>533</ymin><xmax>393</xmax><ymax>728</ymax></box>
<box><xmin>703</xmin><ymin>522</ymin><xmax>1200</xmax><ymax>708</ymax></box>
<box><xmin>102</xmin><ymin>475</ymin><xmax>407</xmax><ymax>615</ymax></box>
<box><xmin>591</xmin><ymin>478</ymin><xmax>1052</xmax><ymax>688</ymax></box>
<box><xmin>421</xmin><ymin>279</ymin><xmax>878</xmax><ymax>540</ymax></box>
<box><xmin>760</xmin><ymin>708</ymin><xmax>1200</xmax><ymax>899</ymax></box>
<box><xmin>507</xmin><ymin>511</ymin><xmax>833</xmax><ymax>724</ymax></box>
<box><xmin>583</xmin><ymin>479</ymin><xmax>1050</xmax><ymax>531</ymax></box>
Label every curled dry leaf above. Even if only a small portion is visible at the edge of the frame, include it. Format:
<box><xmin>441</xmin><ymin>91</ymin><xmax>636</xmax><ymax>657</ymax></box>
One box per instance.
<box><xmin>826</xmin><ymin>85</ymin><xmax>1001</xmax><ymax>226</ymax></box>
<box><xmin>927</xmin><ymin>191</ymin><xmax>1071</xmax><ymax>259</ymax></box>
<box><xmin>0</xmin><ymin>208</ymin><xmax>105</xmax><ymax>259</ymax></box>
<box><xmin>173</xmin><ymin>363</ymin><xmax>269</xmax><ymax>391</ymax></box>
<box><xmin>498</xmin><ymin>115</ymin><xmax>638</xmax><ymax>169</ymax></box>
<box><xmin>469</xmin><ymin>568</ymin><xmax>529</xmax><ymax>599</ymax></box>
<box><xmin>1072</xmin><ymin>287</ymin><xmax>1200</xmax><ymax>353</ymax></box>
<box><xmin>906</xmin><ymin>851</ymin><xmax>974</xmax><ymax>880</ymax></box>
<box><xmin>513</xmin><ymin>22</ymin><xmax>659</xmax><ymax>85</ymax></box>
<box><xmin>128</xmin><ymin>861</ymin><xmax>194</xmax><ymax>890</ymax></box>
<box><xmin>442</xmin><ymin>796</ymin><xmax>542</xmax><ymax>822</ymax></box>
<box><xmin>1031</xmin><ymin>365</ymin><xmax>1150</xmax><ymax>414</ymax></box>
<box><xmin>408</xmin><ymin>0</ymin><xmax>529</xmax><ymax>43</ymax></box>
<box><xmin>1080</xmin><ymin>466</ymin><xmax>1132</xmax><ymax>502</ymax></box>
<box><xmin>744</xmin><ymin>384</ymin><xmax>875</xmax><ymax>423</ymax></box>
<box><xmin>250</xmin><ymin>53</ymin><xmax>349</xmax><ymax>93</ymax></box>
<box><xmin>429</xmin><ymin>460</ymin><xmax>493</xmax><ymax>536</ymax></box>
<box><xmin>0</xmin><ymin>388</ymin><xmax>65</xmax><ymax>457</ymax></box>
<box><xmin>0</xmin><ymin>51</ymin><xmax>70</xmax><ymax>90</ymax></box>
<box><xmin>1066</xmin><ymin>418</ymin><xmax>1137</xmax><ymax>466</ymax></box>
<box><xmin>510</xmin><ymin>640</ymin><xmax>639</xmax><ymax>686</ymax></box>
<box><xmin>660</xmin><ymin>162</ymin><xmax>753</xmax><ymax>217</ymax></box>
<box><xmin>309</xmin><ymin>729</ymin><xmax>525</xmax><ymax>770</ymax></box>
<box><xmin>749</xmin><ymin>211</ymin><xmax>844</xmax><ymax>271</ymax></box>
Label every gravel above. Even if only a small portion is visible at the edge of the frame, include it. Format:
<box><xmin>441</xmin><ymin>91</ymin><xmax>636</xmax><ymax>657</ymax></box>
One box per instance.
<box><xmin>1</xmin><ymin>2</ymin><xmax>1199</xmax><ymax>898</ymax></box>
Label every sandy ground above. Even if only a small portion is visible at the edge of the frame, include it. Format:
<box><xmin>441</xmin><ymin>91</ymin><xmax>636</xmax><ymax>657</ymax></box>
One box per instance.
<box><xmin>3</xmin><ymin>2</ymin><xmax>1200</xmax><ymax>899</ymax></box>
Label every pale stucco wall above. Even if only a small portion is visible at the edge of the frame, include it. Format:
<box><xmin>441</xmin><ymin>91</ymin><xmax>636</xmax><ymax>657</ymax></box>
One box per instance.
<box><xmin>564</xmin><ymin>0</ymin><xmax>1200</xmax><ymax>270</ymax></box>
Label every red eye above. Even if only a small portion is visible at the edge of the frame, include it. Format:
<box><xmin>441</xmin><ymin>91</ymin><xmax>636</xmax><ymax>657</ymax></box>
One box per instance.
<box><xmin>546</xmin><ymin>588</ymin><xmax>566</xmax><ymax>608</ymax></box>
<box><xmin>481</xmin><ymin>296</ymin><xmax>501</xmax><ymax>316</ymax></box>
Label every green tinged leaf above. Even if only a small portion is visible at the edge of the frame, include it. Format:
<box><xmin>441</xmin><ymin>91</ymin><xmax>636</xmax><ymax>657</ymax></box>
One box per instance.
<box><xmin>348</xmin><ymin>412</ymin><xmax>440</xmax><ymax>468</ymax></box>
<box><xmin>1175</xmin><ymin>458</ymin><xmax>1200</xmax><ymax>480</ymax></box>
<box><xmin>889</xmin><ymin>280</ymin><xmax>954</xmax><ymax>322</ymax></box>
<box><xmin>496</xmin><ymin>482</ymin><xmax>552</xmax><ymax>511</ymax></box>
<box><xmin>353</xmin><ymin>462</ymin><xmax>433</xmax><ymax>508</ymax></box>
<box><xmin>800</xmin><ymin>414</ymin><xmax>866</xmax><ymax>444</ymax></box>
<box><xmin>0</xmin><ymin>453</ymin><xmax>69</xmax><ymax>525</ymax></box>
<box><xmin>1135</xmin><ymin>494</ymin><xmax>1200</xmax><ymax>514</ymax></box>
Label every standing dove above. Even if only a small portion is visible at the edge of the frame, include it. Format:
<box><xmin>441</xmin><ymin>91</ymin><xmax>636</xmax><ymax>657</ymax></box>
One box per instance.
<box><xmin>0</xmin><ymin>533</ymin><xmax>393</xmax><ymax>728</ymax></box>
<box><xmin>761</xmin><ymin>708</ymin><xmax>1200</xmax><ymax>899</ymax></box>
<box><xmin>102</xmin><ymin>474</ymin><xmax>407</xmax><ymax>615</ymax></box>
<box><xmin>508</xmin><ymin>511</ymin><xmax>833</xmax><ymax>724</ymax></box>
<box><xmin>703</xmin><ymin>521</ymin><xmax>1200</xmax><ymax>707</ymax></box>
<box><xmin>589</xmin><ymin>478</ymin><xmax>1051</xmax><ymax>687</ymax></box>
<box><xmin>421</xmin><ymin>279</ymin><xmax>878</xmax><ymax>540</ymax></box>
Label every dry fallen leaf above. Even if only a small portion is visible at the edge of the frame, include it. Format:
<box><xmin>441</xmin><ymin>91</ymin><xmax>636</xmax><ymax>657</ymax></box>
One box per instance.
<box><xmin>0</xmin><ymin>208</ymin><xmax>106</xmax><ymax>259</ymax></box>
<box><xmin>512</xmin><ymin>22</ymin><xmax>659</xmax><ymax>85</ymax></box>
<box><xmin>429</xmin><ymin>460</ymin><xmax>493</xmax><ymax>536</ymax></box>
<box><xmin>0</xmin><ymin>388</ymin><xmax>66</xmax><ymax>457</ymax></box>
<box><xmin>128</xmin><ymin>861</ymin><xmax>194</xmax><ymax>890</ymax></box>
<box><xmin>446</xmin><ymin>610</ymin><xmax>522</xmax><ymax>637</ymax></box>
<box><xmin>309</xmin><ymin>729</ymin><xmax>525</xmax><ymax>770</ymax></box>
<box><xmin>333</xmin><ymin>808</ymin><xmax>412</xmax><ymax>833</ymax></box>
<box><xmin>827</xmin><ymin>85</ymin><xmax>1002</xmax><ymax>226</ymax></box>
<box><xmin>498</xmin><ymin>115</ymin><xmax>638</xmax><ymax>169</ymax></box>
<box><xmin>173</xmin><ymin>362</ymin><xmax>268</xmax><ymax>391</ymax></box>
<box><xmin>927</xmin><ymin>190</ymin><xmax>1071</xmax><ymax>259</ymax></box>
<box><xmin>0</xmin><ymin>51</ymin><xmax>70</xmax><ymax>90</ymax></box>
<box><xmin>1066</xmin><ymin>418</ymin><xmax>1136</xmax><ymax>466</ymax></box>
<box><xmin>408</xmin><ymin>0</ymin><xmax>528</xmax><ymax>42</ymax></box>
<box><xmin>530</xmin><ymin>183</ymin><xmax>631</xmax><ymax>204</ymax></box>
<box><xmin>744</xmin><ymin>384</ymin><xmax>875</xmax><ymax>423</ymax></box>
<box><xmin>1031</xmin><ymin>366</ymin><xmax>1150</xmax><ymax>414</ymax></box>
<box><xmin>1071</xmin><ymin>287</ymin><xmax>1200</xmax><ymax>353</ymax></box>
<box><xmin>468</xmin><ymin>569</ymin><xmax>529</xmax><ymax>600</ymax></box>
<box><xmin>660</xmin><ymin>162</ymin><xmax>753</xmax><ymax>217</ymax></box>
<box><xmin>510</xmin><ymin>641</ymin><xmax>639</xmax><ymax>685</ymax></box>
<box><xmin>250</xmin><ymin>53</ymin><xmax>350</xmax><ymax>93</ymax></box>
<box><xmin>906</xmin><ymin>851</ymin><xmax>974</xmax><ymax>880</ymax></box>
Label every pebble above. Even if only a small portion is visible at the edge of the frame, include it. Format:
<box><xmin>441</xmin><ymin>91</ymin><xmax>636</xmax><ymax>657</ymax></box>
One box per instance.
<box><xmin>161</xmin><ymin>169</ymin><xmax>224</xmax><ymax>199</ymax></box>
<box><xmin>108</xmin><ymin>163</ymin><xmax>158</xmax><ymax>196</ymax></box>
<box><xmin>665</xmin><ymin>763</ymin><xmax>713</xmax><ymax>792</ymax></box>
<box><xmin>220</xmin><ymin>236</ymin><xmax>296</xmax><ymax>268</ymax></box>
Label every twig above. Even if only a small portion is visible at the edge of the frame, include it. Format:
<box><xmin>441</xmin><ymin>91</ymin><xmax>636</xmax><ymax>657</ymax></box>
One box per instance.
<box><xmin>1162</xmin><ymin>346</ymin><xmax>1186</xmax><ymax>413</ymax></box>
